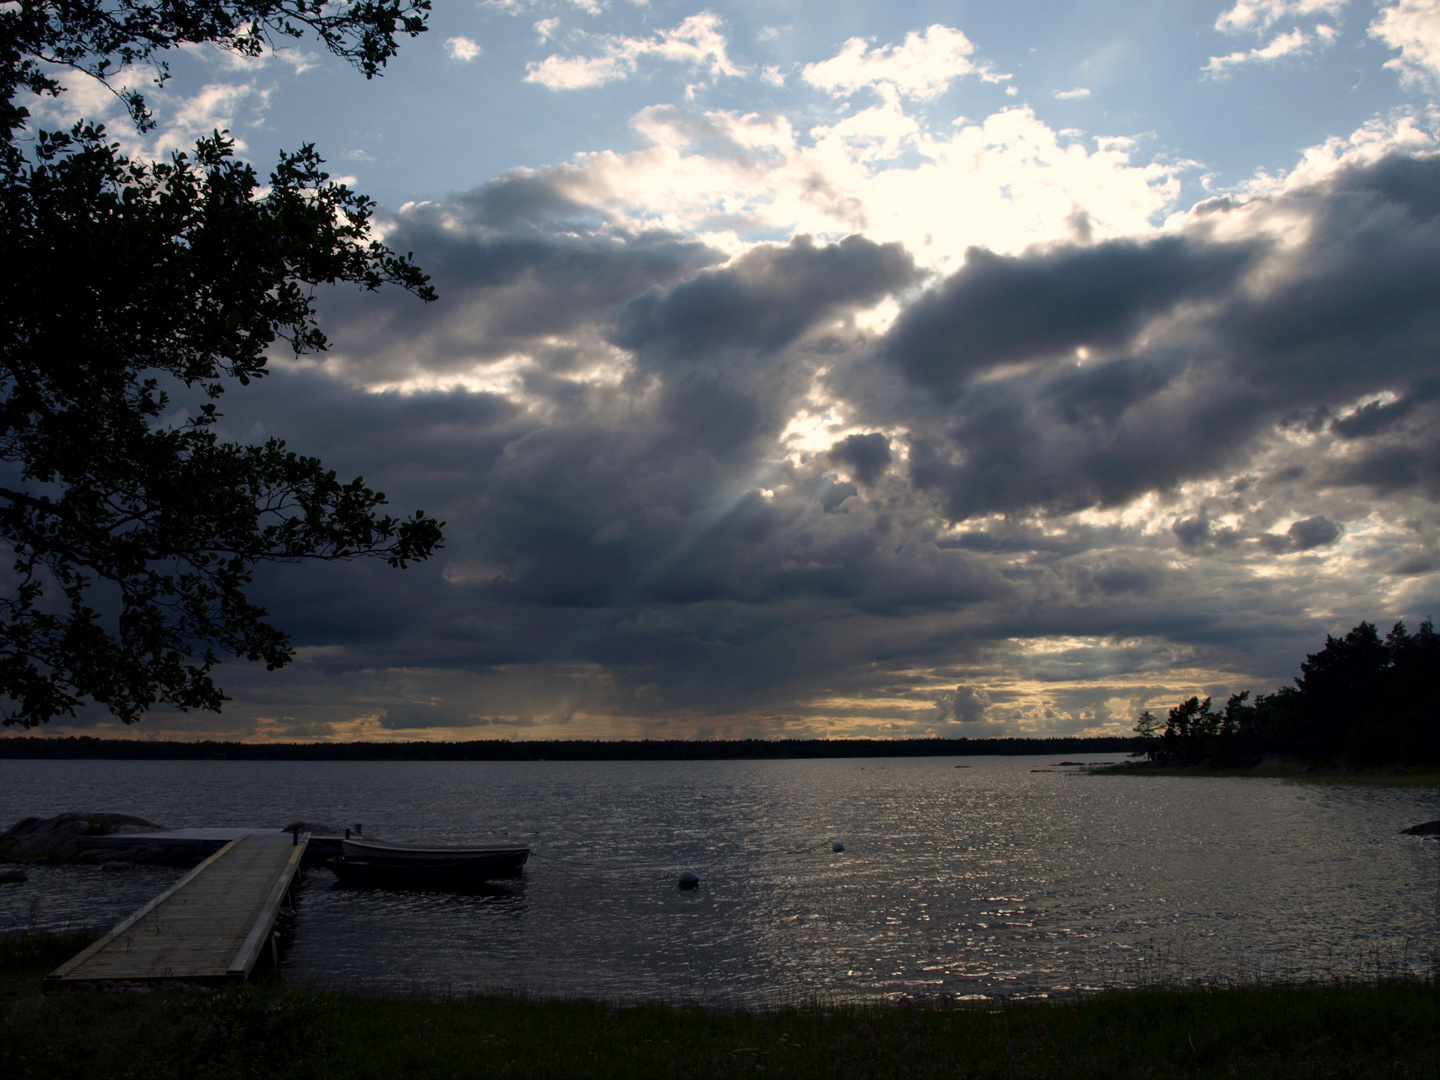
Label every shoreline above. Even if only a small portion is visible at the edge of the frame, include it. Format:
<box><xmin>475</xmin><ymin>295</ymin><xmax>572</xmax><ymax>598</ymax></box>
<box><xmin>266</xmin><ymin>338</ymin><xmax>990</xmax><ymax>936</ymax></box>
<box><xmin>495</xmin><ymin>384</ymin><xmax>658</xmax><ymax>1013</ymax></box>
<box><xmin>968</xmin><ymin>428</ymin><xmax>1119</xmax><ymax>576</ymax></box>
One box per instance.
<box><xmin>1089</xmin><ymin>760</ymin><xmax>1440</xmax><ymax>788</ymax></box>
<box><xmin>2</xmin><ymin>932</ymin><xmax>1435</xmax><ymax>1079</ymax></box>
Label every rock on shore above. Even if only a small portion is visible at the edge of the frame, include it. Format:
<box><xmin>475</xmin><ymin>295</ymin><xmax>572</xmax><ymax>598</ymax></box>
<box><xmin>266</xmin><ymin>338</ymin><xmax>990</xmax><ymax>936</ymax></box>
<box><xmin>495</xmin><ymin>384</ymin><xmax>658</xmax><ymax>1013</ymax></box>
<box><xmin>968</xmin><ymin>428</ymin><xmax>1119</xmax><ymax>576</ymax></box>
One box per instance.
<box><xmin>0</xmin><ymin>813</ymin><xmax>165</xmax><ymax>862</ymax></box>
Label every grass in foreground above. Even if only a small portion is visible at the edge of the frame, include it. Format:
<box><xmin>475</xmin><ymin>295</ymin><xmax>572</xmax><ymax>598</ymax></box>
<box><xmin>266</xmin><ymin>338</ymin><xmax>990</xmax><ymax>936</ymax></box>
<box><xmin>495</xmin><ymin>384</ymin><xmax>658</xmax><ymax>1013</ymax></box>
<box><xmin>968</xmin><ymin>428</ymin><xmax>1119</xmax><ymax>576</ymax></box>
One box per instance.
<box><xmin>1090</xmin><ymin>760</ymin><xmax>1440</xmax><ymax>788</ymax></box>
<box><xmin>2</xmin><ymin>933</ymin><xmax>1435</xmax><ymax>1078</ymax></box>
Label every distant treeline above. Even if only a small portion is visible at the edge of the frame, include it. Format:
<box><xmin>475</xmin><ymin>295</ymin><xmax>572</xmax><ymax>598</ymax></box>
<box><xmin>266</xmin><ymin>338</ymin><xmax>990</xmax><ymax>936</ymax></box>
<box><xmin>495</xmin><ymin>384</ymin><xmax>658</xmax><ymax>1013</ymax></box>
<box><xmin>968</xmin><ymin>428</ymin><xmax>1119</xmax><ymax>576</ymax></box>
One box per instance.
<box><xmin>1136</xmin><ymin>619</ymin><xmax>1439</xmax><ymax>767</ymax></box>
<box><xmin>0</xmin><ymin>735</ymin><xmax>1135</xmax><ymax>762</ymax></box>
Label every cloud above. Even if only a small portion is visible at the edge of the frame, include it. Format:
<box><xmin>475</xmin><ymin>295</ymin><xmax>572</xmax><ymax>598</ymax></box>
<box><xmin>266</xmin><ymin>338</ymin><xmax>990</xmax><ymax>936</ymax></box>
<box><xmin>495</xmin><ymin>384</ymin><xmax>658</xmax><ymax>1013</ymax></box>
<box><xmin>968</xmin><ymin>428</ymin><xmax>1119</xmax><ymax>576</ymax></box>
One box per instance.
<box><xmin>23</xmin><ymin>45</ymin><xmax>297</xmax><ymax>162</ymax></box>
<box><xmin>155</xmin><ymin>81</ymin><xmax>272</xmax><ymax>155</ymax></box>
<box><xmin>241</xmin><ymin>154</ymin><xmax>1427</xmax><ymax>742</ymax></box>
<box><xmin>874</xmin><ymin>150</ymin><xmax>1440</xmax><ymax>525</ymax></box>
<box><xmin>493</xmin><ymin>99</ymin><xmax>1184</xmax><ymax>276</ymax></box>
<box><xmin>447</xmin><ymin>36</ymin><xmax>482</xmax><ymax>62</ymax></box>
<box><xmin>313</xmin><ymin>174</ymin><xmax>725</xmax><ymax>391</ymax></box>
<box><xmin>525</xmin><ymin>12</ymin><xmax>741</xmax><ymax>90</ymax></box>
<box><xmin>1257</xmin><ymin>515</ymin><xmax>1342</xmax><ymax>552</ymax></box>
<box><xmin>936</xmin><ymin>685</ymin><xmax>995</xmax><ymax>731</ymax></box>
<box><xmin>1330</xmin><ymin>381</ymin><xmax>1440</xmax><ymax>437</ymax></box>
<box><xmin>885</xmin><ymin>236</ymin><xmax>1259</xmax><ymax>395</ymax></box>
<box><xmin>1206</xmin><ymin>0</ymin><xmax>1344</xmax><ymax>77</ymax></box>
<box><xmin>1287</xmin><ymin>515</ymin><xmax>1342</xmax><ymax>549</ymax></box>
<box><xmin>1371</xmin><ymin>0</ymin><xmax>1440</xmax><ymax>84</ymax></box>
<box><xmin>1215</xmin><ymin>0</ymin><xmax>1348</xmax><ymax>33</ymax></box>
<box><xmin>611</xmin><ymin>235</ymin><xmax>919</xmax><ymax>367</ymax></box>
<box><xmin>1203</xmin><ymin>26</ymin><xmax>1337</xmax><ymax>77</ymax></box>
<box><xmin>35</xmin><ymin>75</ymin><xmax>268</xmax><ymax>159</ymax></box>
<box><xmin>801</xmin><ymin>24</ymin><xmax>1009</xmax><ymax>100</ymax></box>
<box><xmin>180</xmin><ymin>40</ymin><xmax>318</xmax><ymax>76</ymax></box>
<box><xmin>828</xmin><ymin>433</ymin><xmax>892</xmax><ymax>485</ymax></box>
<box><xmin>52</xmin><ymin>30</ymin><xmax>1435</xmax><ymax>742</ymax></box>
<box><xmin>602</xmin><ymin>235</ymin><xmax>918</xmax><ymax>458</ymax></box>
<box><xmin>239</xmin><ymin>98</ymin><xmax>1428</xmax><ymax>736</ymax></box>
<box><xmin>1053</xmin><ymin>87</ymin><xmax>1091</xmax><ymax>99</ymax></box>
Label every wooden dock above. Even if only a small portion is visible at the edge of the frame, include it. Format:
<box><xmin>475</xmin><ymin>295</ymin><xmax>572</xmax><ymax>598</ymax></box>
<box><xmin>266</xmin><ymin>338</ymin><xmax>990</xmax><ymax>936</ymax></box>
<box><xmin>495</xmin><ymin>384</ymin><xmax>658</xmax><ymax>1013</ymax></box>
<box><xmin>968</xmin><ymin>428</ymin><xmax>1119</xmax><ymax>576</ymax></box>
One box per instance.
<box><xmin>48</xmin><ymin>831</ymin><xmax>308</xmax><ymax>986</ymax></box>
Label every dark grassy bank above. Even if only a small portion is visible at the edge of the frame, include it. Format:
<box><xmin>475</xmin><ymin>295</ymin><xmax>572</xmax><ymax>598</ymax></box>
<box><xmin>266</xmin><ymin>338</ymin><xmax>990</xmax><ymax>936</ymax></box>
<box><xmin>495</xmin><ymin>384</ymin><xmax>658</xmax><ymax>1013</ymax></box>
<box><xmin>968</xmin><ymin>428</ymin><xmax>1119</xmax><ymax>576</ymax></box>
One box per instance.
<box><xmin>1091</xmin><ymin>760</ymin><xmax>1440</xmax><ymax>788</ymax></box>
<box><xmin>2</xmin><ymin>933</ymin><xmax>1434</xmax><ymax>1079</ymax></box>
<box><xmin>0</xmin><ymin>735</ymin><xmax>1135</xmax><ymax>761</ymax></box>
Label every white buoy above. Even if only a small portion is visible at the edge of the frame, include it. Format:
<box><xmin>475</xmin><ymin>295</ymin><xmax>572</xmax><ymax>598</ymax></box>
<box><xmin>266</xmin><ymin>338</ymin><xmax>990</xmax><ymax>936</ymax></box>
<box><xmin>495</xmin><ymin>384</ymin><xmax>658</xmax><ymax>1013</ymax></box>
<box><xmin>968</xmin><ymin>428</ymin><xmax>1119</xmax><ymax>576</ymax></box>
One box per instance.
<box><xmin>678</xmin><ymin>871</ymin><xmax>700</xmax><ymax>889</ymax></box>
<box><xmin>832</xmin><ymin>841</ymin><xmax>845</xmax><ymax>853</ymax></box>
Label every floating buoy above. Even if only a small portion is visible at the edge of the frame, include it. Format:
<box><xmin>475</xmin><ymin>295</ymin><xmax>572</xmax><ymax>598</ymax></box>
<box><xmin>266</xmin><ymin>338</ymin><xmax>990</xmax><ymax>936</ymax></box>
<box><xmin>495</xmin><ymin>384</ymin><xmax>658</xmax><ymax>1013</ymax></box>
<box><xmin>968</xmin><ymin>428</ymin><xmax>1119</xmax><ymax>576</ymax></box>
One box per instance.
<box><xmin>678</xmin><ymin>871</ymin><xmax>700</xmax><ymax>889</ymax></box>
<box><xmin>832</xmin><ymin>841</ymin><xmax>845</xmax><ymax>853</ymax></box>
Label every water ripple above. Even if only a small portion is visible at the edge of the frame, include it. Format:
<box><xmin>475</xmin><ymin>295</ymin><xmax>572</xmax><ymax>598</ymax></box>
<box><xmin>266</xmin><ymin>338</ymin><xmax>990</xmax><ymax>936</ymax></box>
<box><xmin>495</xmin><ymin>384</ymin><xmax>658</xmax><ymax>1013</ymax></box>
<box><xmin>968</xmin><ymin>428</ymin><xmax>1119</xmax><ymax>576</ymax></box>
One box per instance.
<box><xmin>1</xmin><ymin>755</ymin><xmax>1434</xmax><ymax>1002</ymax></box>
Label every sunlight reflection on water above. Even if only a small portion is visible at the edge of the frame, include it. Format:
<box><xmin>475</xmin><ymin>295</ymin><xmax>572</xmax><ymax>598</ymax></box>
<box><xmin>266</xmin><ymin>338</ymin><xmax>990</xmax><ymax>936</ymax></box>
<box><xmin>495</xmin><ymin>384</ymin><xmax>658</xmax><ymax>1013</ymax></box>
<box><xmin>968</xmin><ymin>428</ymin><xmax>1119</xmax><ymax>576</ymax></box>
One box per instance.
<box><xmin>1</xmin><ymin>755</ymin><xmax>1435</xmax><ymax>1003</ymax></box>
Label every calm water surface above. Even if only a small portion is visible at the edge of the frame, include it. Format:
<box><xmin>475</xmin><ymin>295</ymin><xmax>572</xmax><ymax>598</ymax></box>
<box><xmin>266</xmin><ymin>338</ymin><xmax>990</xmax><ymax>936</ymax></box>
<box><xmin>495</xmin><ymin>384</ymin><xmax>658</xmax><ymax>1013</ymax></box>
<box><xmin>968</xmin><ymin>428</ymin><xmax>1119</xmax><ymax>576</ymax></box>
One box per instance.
<box><xmin>1</xmin><ymin>756</ymin><xmax>1435</xmax><ymax>1003</ymax></box>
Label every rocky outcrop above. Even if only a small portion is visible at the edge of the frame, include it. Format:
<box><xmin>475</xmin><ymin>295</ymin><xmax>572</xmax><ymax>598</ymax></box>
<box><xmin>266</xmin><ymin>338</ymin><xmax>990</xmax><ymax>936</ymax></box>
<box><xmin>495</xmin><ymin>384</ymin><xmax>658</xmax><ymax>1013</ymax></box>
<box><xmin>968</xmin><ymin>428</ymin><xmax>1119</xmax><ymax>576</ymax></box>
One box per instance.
<box><xmin>0</xmin><ymin>813</ymin><xmax>164</xmax><ymax>862</ymax></box>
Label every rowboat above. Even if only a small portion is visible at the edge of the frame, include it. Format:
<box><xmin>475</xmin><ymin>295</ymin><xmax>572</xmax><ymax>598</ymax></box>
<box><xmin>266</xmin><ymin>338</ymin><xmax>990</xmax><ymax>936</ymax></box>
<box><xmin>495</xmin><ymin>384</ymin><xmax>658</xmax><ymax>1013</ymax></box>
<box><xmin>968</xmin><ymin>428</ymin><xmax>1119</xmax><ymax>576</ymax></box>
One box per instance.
<box><xmin>326</xmin><ymin>836</ymin><xmax>530</xmax><ymax>888</ymax></box>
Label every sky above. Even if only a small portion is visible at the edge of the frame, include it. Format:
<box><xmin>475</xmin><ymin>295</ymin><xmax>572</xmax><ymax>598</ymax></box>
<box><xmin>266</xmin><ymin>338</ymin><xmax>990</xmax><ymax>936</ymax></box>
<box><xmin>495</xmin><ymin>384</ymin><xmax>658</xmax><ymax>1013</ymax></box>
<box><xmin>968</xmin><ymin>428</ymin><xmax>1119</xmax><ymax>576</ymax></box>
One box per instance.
<box><xmin>21</xmin><ymin>0</ymin><xmax>1440</xmax><ymax>742</ymax></box>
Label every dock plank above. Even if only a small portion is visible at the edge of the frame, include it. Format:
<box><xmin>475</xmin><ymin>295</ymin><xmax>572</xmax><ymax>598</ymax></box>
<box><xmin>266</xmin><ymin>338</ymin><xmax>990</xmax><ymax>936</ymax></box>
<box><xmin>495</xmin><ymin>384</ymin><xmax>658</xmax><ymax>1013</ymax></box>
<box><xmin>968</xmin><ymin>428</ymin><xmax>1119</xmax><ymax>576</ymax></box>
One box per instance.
<box><xmin>49</xmin><ymin>832</ymin><xmax>308</xmax><ymax>985</ymax></box>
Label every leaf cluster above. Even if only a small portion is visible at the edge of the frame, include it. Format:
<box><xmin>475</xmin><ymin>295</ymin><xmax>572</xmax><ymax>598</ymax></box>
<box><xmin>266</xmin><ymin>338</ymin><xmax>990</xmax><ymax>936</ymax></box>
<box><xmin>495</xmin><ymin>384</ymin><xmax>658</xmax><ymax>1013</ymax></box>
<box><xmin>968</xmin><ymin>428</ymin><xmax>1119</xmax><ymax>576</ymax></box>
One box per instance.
<box><xmin>0</xmin><ymin>0</ymin><xmax>430</xmax><ymax>135</ymax></box>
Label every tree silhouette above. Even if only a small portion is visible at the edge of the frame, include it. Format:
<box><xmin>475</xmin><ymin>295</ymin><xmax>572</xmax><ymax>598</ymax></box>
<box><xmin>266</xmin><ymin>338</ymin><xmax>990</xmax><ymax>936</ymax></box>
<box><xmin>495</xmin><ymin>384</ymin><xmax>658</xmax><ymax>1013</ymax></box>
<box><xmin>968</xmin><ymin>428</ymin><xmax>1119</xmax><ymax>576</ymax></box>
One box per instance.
<box><xmin>1133</xmin><ymin>619</ymin><xmax>1438</xmax><ymax>767</ymax></box>
<box><xmin>1</xmin><ymin>1</ymin><xmax>441</xmax><ymax>727</ymax></box>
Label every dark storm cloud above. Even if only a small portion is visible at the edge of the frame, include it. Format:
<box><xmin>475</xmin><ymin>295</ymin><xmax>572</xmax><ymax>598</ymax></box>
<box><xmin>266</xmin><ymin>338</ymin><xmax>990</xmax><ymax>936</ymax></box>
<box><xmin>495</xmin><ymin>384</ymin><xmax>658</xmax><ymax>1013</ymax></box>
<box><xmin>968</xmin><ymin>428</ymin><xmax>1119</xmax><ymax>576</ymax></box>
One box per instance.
<box><xmin>604</xmin><ymin>234</ymin><xmax>919</xmax><ymax>457</ymax></box>
<box><xmin>872</xmin><ymin>152</ymin><xmax>1440</xmax><ymax>522</ymax></box>
<box><xmin>1328</xmin><ymin>433</ymin><xmax>1440</xmax><ymax>495</ymax></box>
<box><xmin>460</xmin><ymin>417</ymin><xmax>1007</xmax><ymax>617</ymax></box>
<box><xmin>1287</xmin><ymin>515</ymin><xmax>1341</xmax><ymax>550</ymax></box>
<box><xmin>1257</xmin><ymin>515</ymin><xmax>1342</xmax><ymax>553</ymax></box>
<box><xmin>1328</xmin><ymin>381</ymin><xmax>1440</xmax><ymax>437</ymax></box>
<box><xmin>1173</xmin><ymin>514</ymin><xmax>1211</xmax><ymax>548</ymax></box>
<box><xmin>612</xmin><ymin>234</ymin><xmax>919</xmax><ymax>365</ymax></box>
<box><xmin>935</xmin><ymin>685</ymin><xmax>994</xmax><ymax>729</ymax></box>
<box><xmin>1326</xmin><ymin>154</ymin><xmax>1440</xmax><ymax>225</ymax></box>
<box><xmin>454</xmin><ymin>169</ymin><xmax>600</xmax><ymax>228</ymax></box>
<box><xmin>378</xmin><ymin>703</ymin><xmax>488</xmax><ymax>730</ymax></box>
<box><xmin>885</xmin><ymin>237</ymin><xmax>1257</xmax><ymax>395</ymax></box>
<box><xmin>202</xmin><ymin>221</ymin><xmax>999</xmax><ymax>721</ymax></box>
<box><xmin>900</xmin><ymin>363</ymin><xmax>1264</xmax><ymax>521</ymax></box>
<box><xmin>316</xmin><ymin>173</ymin><xmax>725</xmax><ymax>383</ymax></box>
<box><xmin>1090</xmin><ymin>556</ymin><xmax>1166</xmax><ymax>596</ymax></box>
<box><xmin>1217</xmin><ymin>161</ymin><xmax>1440</xmax><ymax>399</ymax></box>
<box><xmin>1323</xmin><ymin>386</ymin><xmax>1440</xmax><ymax>498</ymax></box>
<box><xmin>1044</xmin><ymin>357</ymin><xmax>1174</xmax><ymax>428</ymax></box>
<box><xmin>80</xmin><ymin>151</ymin><xmax>1434</xmax><ymax>743</ymax></box>
<box><xmin>828</xmin><ymin>432</ymin><xmax>892</xmax><ymax>485</ymax></box>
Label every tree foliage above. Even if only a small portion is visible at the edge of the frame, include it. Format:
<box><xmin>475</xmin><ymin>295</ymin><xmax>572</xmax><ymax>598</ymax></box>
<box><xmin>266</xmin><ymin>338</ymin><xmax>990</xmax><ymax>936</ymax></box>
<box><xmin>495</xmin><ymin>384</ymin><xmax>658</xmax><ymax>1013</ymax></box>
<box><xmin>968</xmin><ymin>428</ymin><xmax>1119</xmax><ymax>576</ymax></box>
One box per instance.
<box><xmin>1</xmin><ymin>1</ymin><xmax>430</xmax><ymax>138</ymax></box>
<box><xmin>1</xmin><ymin>1</ymin><xmax>442</xmax><ymax>727</ymax></box>
<box><xmin>1133</xmin><ymin>620</ymin><xmax>1440</xmax><ymax>766</ymax></box>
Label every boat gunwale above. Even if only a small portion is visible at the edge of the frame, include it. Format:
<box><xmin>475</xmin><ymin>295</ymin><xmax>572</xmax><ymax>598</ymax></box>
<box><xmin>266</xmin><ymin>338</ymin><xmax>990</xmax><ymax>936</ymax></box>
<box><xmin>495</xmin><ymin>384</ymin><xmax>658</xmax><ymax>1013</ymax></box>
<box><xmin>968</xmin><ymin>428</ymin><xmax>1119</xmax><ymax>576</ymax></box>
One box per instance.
<box><xmin>340</xmin><ymin>837</ymin><xmax>530</xmax><ymax>859</ymax></box>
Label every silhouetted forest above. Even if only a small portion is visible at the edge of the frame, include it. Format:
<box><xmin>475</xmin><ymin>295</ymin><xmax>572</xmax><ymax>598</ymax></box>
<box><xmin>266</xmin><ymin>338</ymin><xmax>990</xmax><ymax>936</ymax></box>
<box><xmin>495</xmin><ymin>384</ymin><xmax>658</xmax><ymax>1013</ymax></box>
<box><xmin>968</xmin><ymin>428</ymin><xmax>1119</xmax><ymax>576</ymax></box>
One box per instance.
<box><xmin>1134</xmin><ymin>619</ymin><xmax>1439</xmax><ymax>767</ymax></box>
<box><xmin>0</xmin><ymin>736</ymin><xmax>1132</xmax><ymax>762</ymax></box>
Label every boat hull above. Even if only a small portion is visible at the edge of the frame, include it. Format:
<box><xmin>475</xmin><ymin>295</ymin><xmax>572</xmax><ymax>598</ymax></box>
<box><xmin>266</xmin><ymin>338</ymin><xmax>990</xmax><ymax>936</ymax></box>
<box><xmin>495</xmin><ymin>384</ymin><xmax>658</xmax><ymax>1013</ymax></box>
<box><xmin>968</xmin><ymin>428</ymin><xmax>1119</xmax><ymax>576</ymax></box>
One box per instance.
<box><xmin>326</xmin><ymin>849</ymin><xmax>529</xmax><ymax>889</ymax></box>
<box><xmin>340</xmin><ymin>838</ymin><xmax>529</xmax><ymax>863</ymax></box>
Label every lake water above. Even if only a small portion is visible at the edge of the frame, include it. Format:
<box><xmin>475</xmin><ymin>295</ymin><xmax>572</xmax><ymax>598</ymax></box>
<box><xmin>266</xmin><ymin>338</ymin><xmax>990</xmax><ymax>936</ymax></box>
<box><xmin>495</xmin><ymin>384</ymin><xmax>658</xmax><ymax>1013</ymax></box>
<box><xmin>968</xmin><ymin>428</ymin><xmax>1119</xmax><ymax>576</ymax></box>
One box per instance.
<box><xmin>0</xmin><ymin>756</ymin><xmax>1435</xmax><ymax>1004</ymax></box>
